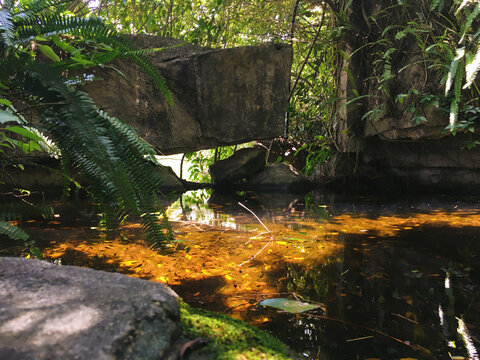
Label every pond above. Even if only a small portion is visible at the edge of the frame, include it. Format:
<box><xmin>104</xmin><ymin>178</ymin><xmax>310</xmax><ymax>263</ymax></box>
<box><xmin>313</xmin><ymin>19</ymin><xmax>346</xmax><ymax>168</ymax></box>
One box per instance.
<box><xmin>3</xmin><ymin>190</ymin><xmax>480</xmax><ymax>360</ymax></box>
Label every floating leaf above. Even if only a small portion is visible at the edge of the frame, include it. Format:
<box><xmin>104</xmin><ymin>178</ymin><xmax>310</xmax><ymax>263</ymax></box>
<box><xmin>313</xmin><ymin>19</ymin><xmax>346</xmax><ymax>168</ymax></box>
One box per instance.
<box><xmin>119</xmin><ymin>260</ymin><xmax>137</xmax><ymax>266</ymax></box>
<box><xmin>259</xmin><ymin>298</ymin><xmax>320</xmax><ymax>313</ymax></box>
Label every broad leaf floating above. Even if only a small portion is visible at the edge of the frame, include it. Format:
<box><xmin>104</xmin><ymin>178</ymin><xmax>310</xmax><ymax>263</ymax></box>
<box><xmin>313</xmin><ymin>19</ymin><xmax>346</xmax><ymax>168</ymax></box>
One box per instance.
<box><xmin>259</xmin><ymin>298</ymin><xmax>320</xmax><ymax>314</ymax></box>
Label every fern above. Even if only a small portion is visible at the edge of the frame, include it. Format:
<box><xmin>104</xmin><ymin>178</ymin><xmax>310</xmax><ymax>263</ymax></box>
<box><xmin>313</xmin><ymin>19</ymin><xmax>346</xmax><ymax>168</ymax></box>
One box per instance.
<box><xmin>0</xmin><ymin>0</ymin><xmax>173</xmax><ymax>248</ymax></box>
<box><xmin>0</xmin><ymin>220</ymin><xmax>29</xmax><ymax>242</ymax></box>
<box><xmin>464</xmin><ymin>44</ymin><xmax>480</xmax><ymax>88</ymax></box>
<box><xmin>12</xmin><ymin>13</ymin><xmax>172</xmax><ymax>104</ymax></box>
<box><xmin>430</xmin><ymin>0</ymin><xmax>444</xmax><ymax>12</ymax></box>
<box><xmin>445</xmin><ymin>47</ymin><xmax>465</xmax><ymax>95</ymax></box>
<box><xmin>0</xmin><ymin>8</ymin><xmax>14</xmax><ymax>46</ymax></box>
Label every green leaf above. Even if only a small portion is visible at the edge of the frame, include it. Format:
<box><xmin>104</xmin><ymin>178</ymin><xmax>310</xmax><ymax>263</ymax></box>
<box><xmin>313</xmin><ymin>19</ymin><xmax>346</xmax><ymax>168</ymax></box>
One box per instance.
<box><xmin>37</xmin><ymin>44</ymin><xmax>61</xmax><ymax>62</ymax></box>
<box><xmin>259</xmin><ymin>298</ymin><xmax>321</xmax><ymax>313</ymax></box>
<box><xmin>0</xmin><ymin>110</ymin><xmax>20</xmax><ymax>124</ymax></box>
<box><xmin>0</xmin><ymin>221</ymin><xmax>29</xmax><ymax>242</ymax></box>
<box><xmin>0</xmin><ymin>98</ymin><xmax>12</xmax><ymax>106</ymax></box>
<box><xmin>5</xmin><ymin>126</ymin><xmax>43</xmax><ymax>141</ymax></box>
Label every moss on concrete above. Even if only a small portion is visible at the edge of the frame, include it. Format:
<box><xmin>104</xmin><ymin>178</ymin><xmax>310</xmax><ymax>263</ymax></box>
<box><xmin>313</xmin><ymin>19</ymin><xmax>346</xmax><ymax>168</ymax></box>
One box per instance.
<box><xmin>179</xmin><ymin>301</ymin><xmax>298</xmax><ymax>359</ymax></box>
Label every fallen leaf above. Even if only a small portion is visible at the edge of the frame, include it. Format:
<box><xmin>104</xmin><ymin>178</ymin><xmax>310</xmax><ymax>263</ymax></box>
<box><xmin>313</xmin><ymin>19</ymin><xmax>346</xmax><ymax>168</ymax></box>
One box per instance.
<box><xmin>259</xmin><ymin>298</ymin><xmax>320</xmax><ymax>313</ymax></box>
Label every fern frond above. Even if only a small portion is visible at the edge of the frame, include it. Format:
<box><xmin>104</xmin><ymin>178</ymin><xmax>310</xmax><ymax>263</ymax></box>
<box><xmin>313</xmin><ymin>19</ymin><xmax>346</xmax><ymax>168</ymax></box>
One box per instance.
<box><xmin>128</xmin><ymin>53</ymin><xmax>173</xmax><ymax>106</ymax></box>
<box><xmin>464</xmin><ymin>44</ymin><xmax>480</xmax><ymax>88</ymax></box>
<box><xmin>16</xmin><ymin>64</ymin><xmax>172</xmax><ymax>246</ymax></box>
<box><xmin>454</xmin><ymin>59</ymin><xmax>464</xmax><ymax>102</ymax></box>
<box><xmin>50</xmin><ymin>34</ymin><xmax>78</xmax><ymax>55</ymax></box>
<box><xmin>1</xmin><ymin>201</ymin><xmax>54</xmax><ymax>221</ymax></box>
<box><xmin>13</xmin><ymin>13</ymin><xmax>173</xmax><ymax>105</ymax></box>
<box><xmin>449</xmin><ymin>98</ymin><xmax>459</xmax><ymax>131</ymax></box>
<box><xmin>457</xmin><ymin>0</ymin><xmax>474</xmax><ymax>14</ymax></box>
<box><xmin>0</xmin><ymin>220</ymin><xmax>29</xmax><ymax>242</ymax></box>
<box><xmin>12</xmin><ymin>0</ymin><xmax>73</xmax><ymax>21</ymax></box>
<box><xmin>445</xmin><ymin>47</ymin><xmax>465</xmax><ymax>95</ymax></box>
<box><xmin>0</xmin><ymin>8</ymin><xmax>14</xmax><ymax>47</ymax></box>
<box><xmin>430</xmin><ymin>0</ymin><xmax>444</xmax><ymax>12</ymax></box>
<box><xmin>459</xmin><ymin>3</ymin><xmax>480</xmax><ymax>44</ymax></box>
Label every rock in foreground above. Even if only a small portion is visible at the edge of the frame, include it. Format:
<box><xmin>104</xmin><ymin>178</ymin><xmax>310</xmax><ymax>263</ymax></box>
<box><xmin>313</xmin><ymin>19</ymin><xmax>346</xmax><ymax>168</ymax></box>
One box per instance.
<box><xmin>0</xmin><ymin>257</ymin><xmax>298</xmax><ymax>360</ymax></box>
<box><xmin>0</xmin><ymin>257</ymin><xmax>180</xmax><ymax>360</ymax></box>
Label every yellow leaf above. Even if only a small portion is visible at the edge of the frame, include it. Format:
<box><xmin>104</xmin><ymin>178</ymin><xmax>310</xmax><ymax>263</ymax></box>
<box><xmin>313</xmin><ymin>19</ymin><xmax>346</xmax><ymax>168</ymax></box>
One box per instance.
<box><xmin>202</xmin><ymin>269</ymin><xmax>210</xmax><ymax>276</ymax></box>
<box><xmin>225</xmin><ymin>274</ymin><xmax>233</xmax><ymax>281</ymax></box>
<box><xmin>264</xmin><ymin>265</ymin><xmax>271</xmax><ymax>270</ymax></box>
<box><xmin>185</xmin><ymin>254</ymin><xmax>192</xmax><ymax>259</ymax></box>
<box><xmin>156</xmin><ymin>276</ymin><xmax>168</xmax><ymax>282</ymax></box>
<box><xmin>120</xmin><ymin>260</ymin><xmax>137</xmax><ymax>266</ymax></box>
<box><xmin>276</xmin><ymin>241</ymin><xmax>288</xmax><ymax>245</ymax></box>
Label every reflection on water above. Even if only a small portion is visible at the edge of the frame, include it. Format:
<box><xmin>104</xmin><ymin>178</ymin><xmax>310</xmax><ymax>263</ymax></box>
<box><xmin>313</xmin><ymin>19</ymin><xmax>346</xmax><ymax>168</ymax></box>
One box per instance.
<box><xmin>3</xmin><ymin>191</ymin><xmax>480</xmax><ymax>359</ymax></box>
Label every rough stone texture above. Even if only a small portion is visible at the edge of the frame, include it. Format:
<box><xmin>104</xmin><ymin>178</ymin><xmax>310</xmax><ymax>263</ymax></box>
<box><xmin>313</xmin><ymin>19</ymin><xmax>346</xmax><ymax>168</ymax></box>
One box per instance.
<box><xmin>314</xmin><ymin>0</ymin><xmax>480</xmax><ymax>191</ymax></box>
<box><xmin>248</xmin><ymin>163</ymin><xmax>308</xmax><ymax>190</ymax></box>
<box><xmin>209</xmin><ymin>147</ymin><xmax>266</xmax><ymax>185</ymax></box>
<box><xmin>0</xmin><ymin>257</ymin><xmax>180</xmax><ymax>360</ymax></box>
<box><xmin>81</xmin><ymin>36</ymin><xmax>292</xmax><ymax>155</ymax></box>
<box><xmin>152</xmin><ymin>165</ymin><xmax>184</xmax><ymax>191</ymax></box>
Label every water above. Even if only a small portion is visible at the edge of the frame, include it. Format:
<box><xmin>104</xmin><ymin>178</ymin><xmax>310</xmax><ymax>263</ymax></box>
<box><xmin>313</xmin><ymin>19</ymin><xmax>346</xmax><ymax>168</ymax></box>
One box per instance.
<box><xmin>3</xmin><ymin>190</ymin><xmax>480</xmax><ymax>359</ymax></box>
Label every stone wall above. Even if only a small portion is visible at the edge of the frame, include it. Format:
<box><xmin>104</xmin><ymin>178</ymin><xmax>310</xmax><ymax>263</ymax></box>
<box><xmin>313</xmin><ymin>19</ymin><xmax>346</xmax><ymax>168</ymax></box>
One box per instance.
<box><xmin>314</xmin><ymin>0</ymin><xmax>480</xmax><ymax>192</ymax></box>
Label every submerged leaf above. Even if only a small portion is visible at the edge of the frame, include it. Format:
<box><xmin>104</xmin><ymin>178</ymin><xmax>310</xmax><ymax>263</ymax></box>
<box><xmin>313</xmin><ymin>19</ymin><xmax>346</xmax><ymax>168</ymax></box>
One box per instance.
<box><xmin>259</xmin><ymin>298</ymin><xmax>320</xmax><ymax>313</ymax></box>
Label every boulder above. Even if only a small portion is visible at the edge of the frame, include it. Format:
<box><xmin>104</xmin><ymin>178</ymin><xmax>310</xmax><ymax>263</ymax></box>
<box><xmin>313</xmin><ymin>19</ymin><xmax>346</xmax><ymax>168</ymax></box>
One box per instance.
<box><xmin>82</xmin><ymin>35</ymin><xmax>292</xmax><ymax>154</ymax></box>
<box><xmin>0</xmin><ymin>257</ymin><xmax>180</xmax><ymax>360</ymax></box>
<box><xmin>209</xmin><ymin>148</ymin><xmax>266</xmax><ymax>185</ymax></box>
<box><xmin>248</xmin><ymin>163</ymin><xmax>308</xmax><ymax>190</ymax></box>
<box><xmin>152</xmin><ymin>165</ymin><xmax>184</xmax><ymax>191</ymax></box>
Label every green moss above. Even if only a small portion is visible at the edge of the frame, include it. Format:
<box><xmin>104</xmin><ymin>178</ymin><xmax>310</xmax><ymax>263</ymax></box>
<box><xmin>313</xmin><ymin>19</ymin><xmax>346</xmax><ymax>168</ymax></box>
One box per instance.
<box><xmin>179</xmin><ymin>301</ymin><xmax>298</xmax><ymax>359</ymax></box>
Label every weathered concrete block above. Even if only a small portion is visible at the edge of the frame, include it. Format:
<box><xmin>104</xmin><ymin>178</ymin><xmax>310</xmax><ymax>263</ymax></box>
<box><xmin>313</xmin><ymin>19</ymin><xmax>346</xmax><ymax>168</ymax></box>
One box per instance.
<box><xmin>82</xmin><ymin>36</ymin><xmax>292</xmax><ymax>154</ymax></box>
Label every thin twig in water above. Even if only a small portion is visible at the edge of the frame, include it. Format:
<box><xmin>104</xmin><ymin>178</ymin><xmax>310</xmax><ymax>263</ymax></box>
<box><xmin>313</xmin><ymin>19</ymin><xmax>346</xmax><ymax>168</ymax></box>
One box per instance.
<box><xmin>392</xmin><ymin>312</ymin><xmax>419</xmax><ymax>325</ymax></box>
<box><xmin>346</xmin><ymin>336</ymin><xmax>374</xmax><ymax>342</ymax></box>
<box><xmin>303</xmin><ymin>313</ymin><xmax>417</xmax><ymax>350</ymax></box>
<box><xmin>237</xmin><ymin>202</ymin><xmax>275</xmax><ymax>267</ymax></box>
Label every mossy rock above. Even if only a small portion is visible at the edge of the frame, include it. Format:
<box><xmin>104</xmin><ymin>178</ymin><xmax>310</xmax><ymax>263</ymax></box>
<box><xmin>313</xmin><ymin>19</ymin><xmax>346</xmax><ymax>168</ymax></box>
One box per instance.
<box><xmin>179</xmin><ymin>301</ymin><xmax>299</xmax><ymax>360</ymax></box>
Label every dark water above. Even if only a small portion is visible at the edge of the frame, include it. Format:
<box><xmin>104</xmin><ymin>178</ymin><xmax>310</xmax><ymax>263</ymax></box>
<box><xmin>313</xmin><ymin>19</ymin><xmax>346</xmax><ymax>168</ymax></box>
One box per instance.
<box><xmin>179</xmin><ymin>191</ymin><xmax>480</xmax><ymax>360</ymax></box>
<box><xmin>3</xmin><ymin>190</ymin><xmax>480</xmax><ymax>360</ymax></box>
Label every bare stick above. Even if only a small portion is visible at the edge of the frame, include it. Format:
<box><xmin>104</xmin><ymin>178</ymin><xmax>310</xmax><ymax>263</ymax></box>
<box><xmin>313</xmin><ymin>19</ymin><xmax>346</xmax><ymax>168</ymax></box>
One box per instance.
<box><xmin>237</xmin><ymin>202</ymin><xmax>274</xmax><ymax>267</ymax></box>
<box><xmin>237</xmin><ymin>202</ymin><xmax>273</xmax><ymax>238</ymax></box>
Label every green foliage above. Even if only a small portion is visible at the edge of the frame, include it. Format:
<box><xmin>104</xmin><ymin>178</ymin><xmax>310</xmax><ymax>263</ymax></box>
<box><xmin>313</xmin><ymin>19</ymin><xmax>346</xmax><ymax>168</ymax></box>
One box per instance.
<box><xmin>0</xmin><ymin>220</ymin><xmax>42</xmax><ymax>258</ymax></box>
<box><xmin>0</xmin><ymin>0</ymin><xmax>173</xmax><ymax>248</ymax></box>
<box><xmin>185</xmin><ymin>144</ymin><xmax>251</xmax><ymax>183</ymax></box>
<box><xmin>340</xmin><ymin>0</ymin><xmax>480</xmax><ymax>140</ymax></box>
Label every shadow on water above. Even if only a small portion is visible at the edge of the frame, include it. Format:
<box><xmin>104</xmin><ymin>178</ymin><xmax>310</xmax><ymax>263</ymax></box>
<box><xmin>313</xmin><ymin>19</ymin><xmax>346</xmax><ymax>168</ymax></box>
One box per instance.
<box><xmin>250</xmin><ymin>223</ymin><xmax>480</xmax><ymax>359</ymax></box>
<box><xmin>3</xmin><ymin>190</ymin><xmax>480</xmax><ymax>359</ymax></box>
